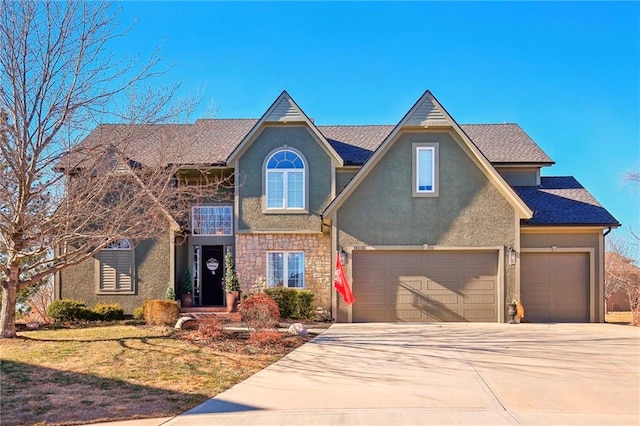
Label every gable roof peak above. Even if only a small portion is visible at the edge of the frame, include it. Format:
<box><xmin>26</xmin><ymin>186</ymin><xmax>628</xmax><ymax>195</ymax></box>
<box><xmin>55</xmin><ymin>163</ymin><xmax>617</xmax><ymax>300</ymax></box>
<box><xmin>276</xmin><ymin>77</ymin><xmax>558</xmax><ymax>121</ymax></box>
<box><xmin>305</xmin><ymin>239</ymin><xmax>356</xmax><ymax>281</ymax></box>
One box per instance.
<box><xmin>264</xmin><ymin>90</ymin><xmax>307</xmax><ymax>123</ymax></box>
<box><xmin>403</xmin><ymin>90</ymin><xmax>449</xmax><ymax>127</ymax></box>
<box><xmin>226</xmin><ymin>90</ymin><xmax>343</xmax><ymax>166</ymax></box>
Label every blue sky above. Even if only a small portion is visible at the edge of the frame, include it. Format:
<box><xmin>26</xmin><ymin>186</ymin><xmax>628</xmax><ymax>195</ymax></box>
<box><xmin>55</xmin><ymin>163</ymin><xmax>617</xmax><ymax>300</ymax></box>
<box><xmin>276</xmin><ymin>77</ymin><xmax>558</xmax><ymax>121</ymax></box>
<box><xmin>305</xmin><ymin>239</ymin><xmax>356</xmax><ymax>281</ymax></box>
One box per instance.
<box><xmin>116</xmin><ymin>1</ymin><xmax>639</xmax><ymax>239</ymax></box>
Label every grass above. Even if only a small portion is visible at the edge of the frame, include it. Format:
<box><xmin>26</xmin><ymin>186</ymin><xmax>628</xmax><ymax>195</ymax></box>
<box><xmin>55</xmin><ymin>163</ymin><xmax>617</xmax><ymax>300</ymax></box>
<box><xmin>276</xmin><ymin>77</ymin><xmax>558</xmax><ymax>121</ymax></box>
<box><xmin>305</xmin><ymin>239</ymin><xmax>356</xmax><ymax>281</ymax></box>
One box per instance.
<box><xmin>605</xmin><ymin>311</ymin><xmax>633</xmax><ymax>325</ymax></box>
<box><xmin>0</xmin><ymin>324</ymin><xmax>312</xmax><ymax>425</ymax></box>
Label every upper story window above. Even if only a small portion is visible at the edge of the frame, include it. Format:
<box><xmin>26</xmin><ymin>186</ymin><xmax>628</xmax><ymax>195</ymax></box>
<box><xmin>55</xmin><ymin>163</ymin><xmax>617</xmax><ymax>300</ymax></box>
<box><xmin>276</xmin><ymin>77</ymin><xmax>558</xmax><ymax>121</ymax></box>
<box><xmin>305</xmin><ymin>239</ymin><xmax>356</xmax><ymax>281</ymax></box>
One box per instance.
<box><xmin>413</xmin><ymin>143</ymin><xmax>439</xmax><ymax>197</ymax></box>
<box><xmin>265</xmin><ymin>149</ymin><xmax>306</xmax><ymax>210</ymax></box>
<box><xmin>192</xmin><ymin>206</ymin><xmax>233</xmax><ymax>235</ymax></box>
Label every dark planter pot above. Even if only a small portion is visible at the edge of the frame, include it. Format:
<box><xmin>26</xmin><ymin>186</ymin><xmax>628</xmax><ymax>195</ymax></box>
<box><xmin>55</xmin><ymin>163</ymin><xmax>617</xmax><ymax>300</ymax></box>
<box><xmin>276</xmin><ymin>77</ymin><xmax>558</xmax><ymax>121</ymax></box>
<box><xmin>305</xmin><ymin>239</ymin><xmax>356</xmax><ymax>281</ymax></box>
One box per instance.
<box><xmin>226</xmin><ymin>291</ymin><xmax>240</xmax><ymax>313</ymax></box>
<box><xmin>181</xmin><ymin>293</ymin><xmax>192</xmax><ymax>308</ymax></box>
<box><xmin>507</xmin><ymin>303</ymin><xmax>517</xmax><ymax>324</ymax></box>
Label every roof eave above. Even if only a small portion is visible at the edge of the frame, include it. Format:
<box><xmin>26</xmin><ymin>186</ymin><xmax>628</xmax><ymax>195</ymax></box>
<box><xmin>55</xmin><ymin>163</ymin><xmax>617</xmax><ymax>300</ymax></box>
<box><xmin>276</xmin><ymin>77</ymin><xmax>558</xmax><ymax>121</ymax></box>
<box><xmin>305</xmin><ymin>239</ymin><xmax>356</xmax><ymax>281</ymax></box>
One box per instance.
<box><xmin>521</xmin><ymin>222</ymin><xmax>622</xmax><ymax>228</ymax></box>
<box><xmin>492</xmin><ymin>161</ymin><xmax>556</xmax><ymax>167</ymax></box>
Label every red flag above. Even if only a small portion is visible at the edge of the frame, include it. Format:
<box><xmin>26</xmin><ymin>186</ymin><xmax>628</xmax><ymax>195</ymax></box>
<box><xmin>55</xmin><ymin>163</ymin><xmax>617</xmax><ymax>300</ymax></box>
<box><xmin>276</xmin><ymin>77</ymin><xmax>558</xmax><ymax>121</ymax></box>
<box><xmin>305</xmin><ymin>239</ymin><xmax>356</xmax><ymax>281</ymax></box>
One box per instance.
<box><xmin>334</xmin><ymin>254</ymin><xmax>355</xmax><ymax>305</ymax></box>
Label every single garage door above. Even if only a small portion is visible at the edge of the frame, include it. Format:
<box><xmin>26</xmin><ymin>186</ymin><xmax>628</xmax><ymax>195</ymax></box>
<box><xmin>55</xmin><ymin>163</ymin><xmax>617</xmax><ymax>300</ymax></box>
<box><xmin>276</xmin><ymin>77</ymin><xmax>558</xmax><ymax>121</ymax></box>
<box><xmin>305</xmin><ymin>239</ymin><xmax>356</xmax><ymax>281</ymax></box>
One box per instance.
<box><xmin>352</xmin><ymin>250</ymin><xmax>498</xmax><ymax>322</ymax></box>
<box><xmin>520</xmin><ymin>252</ymin><xmax>589</xmax><ymax>322</ymax></box>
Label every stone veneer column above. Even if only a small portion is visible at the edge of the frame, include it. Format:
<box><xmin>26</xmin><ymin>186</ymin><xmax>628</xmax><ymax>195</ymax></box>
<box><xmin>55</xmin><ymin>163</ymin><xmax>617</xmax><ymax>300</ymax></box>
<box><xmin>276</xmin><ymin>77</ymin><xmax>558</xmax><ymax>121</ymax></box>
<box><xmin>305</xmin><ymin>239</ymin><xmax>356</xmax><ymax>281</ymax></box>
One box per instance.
<box><xmin>235</xmin><ymin>233</ymin><xmax>331</xmax><ymax>312</ymax></box>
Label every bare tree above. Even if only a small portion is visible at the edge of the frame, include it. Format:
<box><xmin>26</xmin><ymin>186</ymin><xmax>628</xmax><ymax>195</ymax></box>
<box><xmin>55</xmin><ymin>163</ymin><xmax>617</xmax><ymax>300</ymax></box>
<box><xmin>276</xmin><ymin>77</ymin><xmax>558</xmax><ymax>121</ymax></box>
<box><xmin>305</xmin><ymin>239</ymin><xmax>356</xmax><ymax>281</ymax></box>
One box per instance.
<box><xmin>605</xmin><ymin>238</ymin><xmax>640</xmax><ymax>325</ymax></box>
<box><xmin>0</xmin><ymin>1</ymin><xmax>224</xmax><ymax>337</ymax></box>
<box><xmin>605</xmin><ymin>235</ymin><xmax>640</xmax><ymax>323</ymax></box>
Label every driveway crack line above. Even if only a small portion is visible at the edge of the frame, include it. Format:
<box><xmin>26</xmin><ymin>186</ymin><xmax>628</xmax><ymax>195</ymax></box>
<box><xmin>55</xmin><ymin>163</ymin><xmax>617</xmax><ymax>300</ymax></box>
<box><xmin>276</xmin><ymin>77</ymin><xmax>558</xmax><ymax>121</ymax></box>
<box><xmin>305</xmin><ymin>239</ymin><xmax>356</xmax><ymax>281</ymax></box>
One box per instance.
<box><xmin>441</xmin><ymin>330</ymin><xmax>523</xmax><ymax>426</ymax></box>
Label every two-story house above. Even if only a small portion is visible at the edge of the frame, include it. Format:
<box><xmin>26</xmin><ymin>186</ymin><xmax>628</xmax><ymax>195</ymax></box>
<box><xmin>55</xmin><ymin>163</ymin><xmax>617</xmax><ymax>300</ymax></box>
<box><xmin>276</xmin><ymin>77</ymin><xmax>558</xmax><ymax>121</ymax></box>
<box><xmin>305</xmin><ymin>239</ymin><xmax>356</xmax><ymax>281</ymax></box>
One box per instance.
<box><xmin>56</xmin><ymin>90</ymin><xmax>620</xmax><ymax>323</ymax></box>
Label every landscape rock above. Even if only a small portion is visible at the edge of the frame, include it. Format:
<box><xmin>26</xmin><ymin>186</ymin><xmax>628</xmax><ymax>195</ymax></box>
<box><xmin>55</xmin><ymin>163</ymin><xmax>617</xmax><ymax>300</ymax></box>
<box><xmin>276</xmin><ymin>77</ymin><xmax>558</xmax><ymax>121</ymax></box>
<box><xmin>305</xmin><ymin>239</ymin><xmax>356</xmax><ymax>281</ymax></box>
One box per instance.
<box><xmin>175</xmin><ymin>316</ymin><xmax>198</xmax><ymax>330</ymax></box>
<box><xmin>288</xmin><ymin>323</ymin><xmax>308</xmax><ymax>336</ymax></box>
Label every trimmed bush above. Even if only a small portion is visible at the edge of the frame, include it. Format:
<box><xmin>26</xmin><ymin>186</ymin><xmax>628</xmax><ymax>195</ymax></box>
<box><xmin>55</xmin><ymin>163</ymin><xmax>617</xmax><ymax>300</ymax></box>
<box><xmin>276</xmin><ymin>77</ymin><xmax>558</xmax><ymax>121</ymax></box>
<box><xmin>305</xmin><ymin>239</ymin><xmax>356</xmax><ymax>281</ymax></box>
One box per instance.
<box><xmin>240</xmin><ymin>293</ymin><xmax>280</xmax><ymax>330</ymax></box>
<box><xmin>142</xmin><ymin>299</ymin><xmax>179</xmax><ymax>326</ymax></box>
<box><xmin>93</xmin><ymin>303</ymin><xmax>124</xmax><ymax>321</ymax></box>
<box><xmin>48</xmin><ymin>299</ymin><xmax>97</xmax><ymax>323</ymax></box>
<box><xmin>264</xmin><ymin>288</ymin><xmax>315</xmax><ymax>320</ymax></box>
<box><xmin>296</xmin><ymin>290</ymin><xmax>315</xmax><ymax>319</ymax></box>
<box><xmin>133</xmin><ymin>306</ymin><xmax>144</xmax><ymax>320</ymax></box>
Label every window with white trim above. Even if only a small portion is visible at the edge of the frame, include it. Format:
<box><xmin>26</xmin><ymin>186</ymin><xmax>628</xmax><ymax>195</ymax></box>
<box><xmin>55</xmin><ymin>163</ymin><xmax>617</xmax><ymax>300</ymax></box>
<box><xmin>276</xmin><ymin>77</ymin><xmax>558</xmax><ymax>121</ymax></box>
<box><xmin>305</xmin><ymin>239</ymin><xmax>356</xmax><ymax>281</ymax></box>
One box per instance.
<box><xmin>96</xmin><ymin>239</ymin><xmax>134</xmax><ymax>294</ymax></box>
<box><xmin>413</xmin><ymin>143</ymin><xmax>439</xmax><ymax>197</ymax></box>
<box><xmin>265</xmin><ymin>149</ymin><xmax>305</xmax><ymax>210</ymax></box>
<box><xmin>267</xmin><ymin>251</ymin><xmax>305</xmax><ymax>288</ymax></box>
<box><xmin>192</xmin><ymin>206</ymin><xmax>233</xmax><ymax>235</ymax></box>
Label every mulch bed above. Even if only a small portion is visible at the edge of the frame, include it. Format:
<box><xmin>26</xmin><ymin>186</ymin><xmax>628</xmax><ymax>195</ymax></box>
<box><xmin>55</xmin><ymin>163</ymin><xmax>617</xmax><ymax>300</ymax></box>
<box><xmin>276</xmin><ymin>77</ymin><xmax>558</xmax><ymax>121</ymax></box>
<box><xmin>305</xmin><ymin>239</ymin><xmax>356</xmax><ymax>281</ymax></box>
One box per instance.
<box><xmin>176</xmin><ymin>319</ymin><xmax>332</xmax><ymax>355</ymax></box>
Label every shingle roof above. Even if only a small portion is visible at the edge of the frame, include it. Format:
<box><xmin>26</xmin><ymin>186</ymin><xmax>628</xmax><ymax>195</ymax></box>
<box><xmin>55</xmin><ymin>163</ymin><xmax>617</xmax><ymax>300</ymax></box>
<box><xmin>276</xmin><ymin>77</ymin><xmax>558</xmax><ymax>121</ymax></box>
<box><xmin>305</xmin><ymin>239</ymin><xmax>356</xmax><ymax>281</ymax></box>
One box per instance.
<box><xmin>514</xmin><ymin>177</ymin><xmax>620</xmax><ymax>226</ymax></box>
<box><xmin>70</xmin><ymin>119</ymin><xmax>553</xmax><ymax>167</ymax></box>
<box><xmin>318</xmin><ymin>125</ymin><xmax>394</xmax><ymax>165</ymax></box>
<box><xmin>461</xmin><ymin>124</ymin><xmax>554</xmax><ymax>164</ymax></box>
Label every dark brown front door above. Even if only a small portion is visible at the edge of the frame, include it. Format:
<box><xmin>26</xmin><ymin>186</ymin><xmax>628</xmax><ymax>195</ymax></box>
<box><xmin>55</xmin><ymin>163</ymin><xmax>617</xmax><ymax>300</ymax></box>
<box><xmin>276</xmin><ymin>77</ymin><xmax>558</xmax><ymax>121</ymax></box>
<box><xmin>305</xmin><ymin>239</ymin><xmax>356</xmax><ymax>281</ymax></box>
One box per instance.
<box><xmin>201</xmin><ymin>245</ymin><xmax>224</xmax><ymax>306</ymax></box>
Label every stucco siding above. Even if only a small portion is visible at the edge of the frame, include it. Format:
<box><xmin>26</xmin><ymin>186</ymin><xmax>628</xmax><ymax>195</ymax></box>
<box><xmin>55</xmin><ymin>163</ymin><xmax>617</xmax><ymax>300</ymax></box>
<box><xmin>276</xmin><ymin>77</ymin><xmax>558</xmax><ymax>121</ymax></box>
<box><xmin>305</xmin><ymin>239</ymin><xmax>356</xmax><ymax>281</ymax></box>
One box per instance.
<box><xmin>59</xmin><ymin>229</ymin><xmax>172</xmax><ymax>314</ymax></box>
<box><xmin>336</xmin><ymin>170</ymin><xmax>358</xmax><ymax>193</ymax></box>
<box><xmin>236</xmin><ymin>125</ymin><xmax>332</xmax><ymax>232</ymax></box>
<box><xmin>337</xmin><ymin>131</ymin><xmax>516</xmax><ymax>247</ymax></box>
<box><xmin>497</xmin><ymin>168</ymin><xmax>539</xmax><ymax>187</ymax></box>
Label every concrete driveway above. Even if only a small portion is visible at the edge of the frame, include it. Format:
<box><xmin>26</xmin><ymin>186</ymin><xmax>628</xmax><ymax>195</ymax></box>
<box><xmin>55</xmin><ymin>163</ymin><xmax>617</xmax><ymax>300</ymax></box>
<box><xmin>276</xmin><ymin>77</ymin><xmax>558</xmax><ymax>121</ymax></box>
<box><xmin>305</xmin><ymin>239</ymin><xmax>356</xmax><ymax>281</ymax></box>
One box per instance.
<box><xmin>165</xmin><ymin>323</ymin><xmax>639</xmax><ymax>425</ymax></box>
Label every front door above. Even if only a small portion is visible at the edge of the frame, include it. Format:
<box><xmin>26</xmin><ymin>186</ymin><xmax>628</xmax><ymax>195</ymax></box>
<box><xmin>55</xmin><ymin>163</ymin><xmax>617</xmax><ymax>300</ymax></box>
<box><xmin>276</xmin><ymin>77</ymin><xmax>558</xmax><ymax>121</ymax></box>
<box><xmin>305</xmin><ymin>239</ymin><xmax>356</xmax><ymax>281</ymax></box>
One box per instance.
<box><xmin>201</xmin><ymin>245</ymin><xmax>224</xmax><ymax>306</ymax></box>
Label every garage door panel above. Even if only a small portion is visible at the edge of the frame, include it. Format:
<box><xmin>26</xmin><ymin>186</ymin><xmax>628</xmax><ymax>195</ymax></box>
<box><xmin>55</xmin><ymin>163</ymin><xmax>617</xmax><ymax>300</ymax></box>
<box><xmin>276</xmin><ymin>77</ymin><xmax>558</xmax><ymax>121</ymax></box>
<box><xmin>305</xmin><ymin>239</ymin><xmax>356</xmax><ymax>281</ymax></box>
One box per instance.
<box><xmin>464</xmin><ymin>294</ymin><xmax>495</xmax><ymax>304</ymax></box>
<box><xmin>426</xmin><ymin>279</ymin><xmax>459</xmax><ymax>291</ymax></box>
<box><xmin>463</xmin><ymin>308</ymin><xmax>495</xmax><ymax>321</ymax></box>
<box><xmin>521</xmin><ymin>252</ymin><xmax>589</xmax><ymax>323</ymax></box>
<box><xmin>464</xmin><ymin>278</ymin><xmax>495</xmax><ymax>291</ymax></box>
<box><xmin>353</xmin><ymin>250</ymin><xmax>497</xmax><ymax>322</ymax></box>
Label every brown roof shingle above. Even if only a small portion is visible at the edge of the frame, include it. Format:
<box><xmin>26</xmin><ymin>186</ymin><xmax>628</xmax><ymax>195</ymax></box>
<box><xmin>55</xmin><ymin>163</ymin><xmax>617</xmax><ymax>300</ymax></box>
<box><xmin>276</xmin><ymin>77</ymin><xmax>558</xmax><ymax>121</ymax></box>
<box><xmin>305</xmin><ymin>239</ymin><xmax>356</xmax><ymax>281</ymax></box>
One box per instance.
<box><xmin>71</xmin><ymin>119</ymin><xmax>553</xmax><ymax>167</ymax></box>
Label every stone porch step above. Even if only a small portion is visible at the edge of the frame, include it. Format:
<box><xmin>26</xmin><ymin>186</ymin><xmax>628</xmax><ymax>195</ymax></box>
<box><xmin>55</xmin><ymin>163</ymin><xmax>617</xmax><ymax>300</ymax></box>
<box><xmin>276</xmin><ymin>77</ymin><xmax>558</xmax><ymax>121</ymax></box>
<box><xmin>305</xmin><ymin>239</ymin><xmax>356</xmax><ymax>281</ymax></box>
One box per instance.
<box><xmin>179</xmin><ymin>308</ymin><xmax>241</xmax><ymax>323</ymax></box>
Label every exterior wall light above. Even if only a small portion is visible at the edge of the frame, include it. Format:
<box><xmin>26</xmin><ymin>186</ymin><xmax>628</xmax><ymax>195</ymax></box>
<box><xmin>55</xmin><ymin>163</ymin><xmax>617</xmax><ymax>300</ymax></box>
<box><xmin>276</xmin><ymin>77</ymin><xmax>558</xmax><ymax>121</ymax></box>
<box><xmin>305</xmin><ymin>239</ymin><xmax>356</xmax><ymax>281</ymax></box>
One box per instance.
<box><xmin>339</xmin><ymin>249</ymin><xmax>347</xmax><ymax>265</ymax></box>
<box><xmin>508</xmin><ymin>247</ymin><xmax>517</xmax><ymax>265</ymax></box>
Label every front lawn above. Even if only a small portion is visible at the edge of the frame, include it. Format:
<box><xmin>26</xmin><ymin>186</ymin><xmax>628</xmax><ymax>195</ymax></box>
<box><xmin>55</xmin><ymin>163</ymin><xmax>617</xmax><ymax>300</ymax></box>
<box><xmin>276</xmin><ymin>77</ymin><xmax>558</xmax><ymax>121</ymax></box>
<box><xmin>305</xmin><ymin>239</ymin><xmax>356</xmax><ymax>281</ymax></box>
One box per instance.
<box><xmin>0</xmin><ymin>324</ymin><xmax>314</xmax><ymax>425</ymax></box>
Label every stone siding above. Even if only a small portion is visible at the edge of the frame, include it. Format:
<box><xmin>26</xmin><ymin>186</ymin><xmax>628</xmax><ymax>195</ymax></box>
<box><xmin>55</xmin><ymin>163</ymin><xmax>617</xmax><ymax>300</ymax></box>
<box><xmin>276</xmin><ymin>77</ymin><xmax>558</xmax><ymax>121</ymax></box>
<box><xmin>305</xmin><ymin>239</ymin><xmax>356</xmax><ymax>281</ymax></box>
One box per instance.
<box><xmin>235</xmin><ymin>233</ymin><xmax>331</xmax><ymax>312</ymax></box>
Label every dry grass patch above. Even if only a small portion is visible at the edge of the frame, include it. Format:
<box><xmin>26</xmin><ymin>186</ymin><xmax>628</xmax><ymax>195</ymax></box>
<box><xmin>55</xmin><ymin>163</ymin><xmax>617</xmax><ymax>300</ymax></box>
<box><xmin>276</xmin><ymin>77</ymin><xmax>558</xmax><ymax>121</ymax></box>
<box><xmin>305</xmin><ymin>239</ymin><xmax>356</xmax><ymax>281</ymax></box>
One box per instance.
<box><xmin>1</xmin><ymin>325</ymin><xmax>309</xmax><ymax>425</ymax></box>
<box><xmin>605</xmin><ymin>311</ymin><xmax>633</xmax><ymax>325</ymax></box>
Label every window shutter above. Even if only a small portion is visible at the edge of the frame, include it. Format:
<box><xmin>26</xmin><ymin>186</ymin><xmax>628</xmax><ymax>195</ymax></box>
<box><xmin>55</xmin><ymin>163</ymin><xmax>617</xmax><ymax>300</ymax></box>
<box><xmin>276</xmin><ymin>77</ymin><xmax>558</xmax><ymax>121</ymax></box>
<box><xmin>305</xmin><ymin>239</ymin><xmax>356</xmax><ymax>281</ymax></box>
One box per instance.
<box><xmin>99</xmin><ymin>247</ymin><xmax>133</xmax><ymax>292</ymax></box>
<box><xmin>115</xmin><ymin>250</ymin><xmax>132</xmax><ymax>290</ymax></box>
<box><xmin>100</xmin><ymin>251</ymin><xmax>118</xmax><ymax>291</ymax></box>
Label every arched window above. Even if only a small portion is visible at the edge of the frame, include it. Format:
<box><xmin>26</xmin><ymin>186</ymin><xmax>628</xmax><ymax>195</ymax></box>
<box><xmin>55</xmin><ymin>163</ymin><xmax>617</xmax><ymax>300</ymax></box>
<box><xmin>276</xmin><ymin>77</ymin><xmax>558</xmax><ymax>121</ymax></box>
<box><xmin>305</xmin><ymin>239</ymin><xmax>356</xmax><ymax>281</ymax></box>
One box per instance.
<box><xmin>96</xmin><ymin>239</ymin><xmax>135</xmax><ymax>294</ymax></box>
<box><xmin>265</xmin><ymin>149</ymin><xmax>305</xmax><ymax>210</ymax></box>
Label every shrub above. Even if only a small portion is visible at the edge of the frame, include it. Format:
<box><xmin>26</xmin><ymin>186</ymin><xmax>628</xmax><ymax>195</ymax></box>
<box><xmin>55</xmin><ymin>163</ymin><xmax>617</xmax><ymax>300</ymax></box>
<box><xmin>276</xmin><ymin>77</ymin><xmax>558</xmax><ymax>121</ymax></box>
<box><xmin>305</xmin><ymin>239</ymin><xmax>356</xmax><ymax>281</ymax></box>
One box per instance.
<box><xmin>264</xmin><ymin>287</ymin><xmax>296</xmax><ymax>318</ymax></box>
<box><xmin>296</xmin><ymin>290</ymin><xmax>315</xmax><ymax>319</ymax></box>
<box><xmin>223</xmin><ymin>251</ymin><xmax>240</xmax><ymax>292</ymax></box>
<box><xmin>198</xmin><ymin>316</ymin><xmax>223</xmax><ymax>340</ymax></box>
<box><xmin>92</xmin><ymin>303</ymin><xmax>124</xmax><ymax>321</ymax></box>
<box><xmin>48</xmin><ymin>299</ymin><xmax>97</xmax><ymax>323</ymax></box>
<box><xmin>248</xmin><ymin>330</ymin><xmax>282</xmax><ymax>346</ymax></box>
<box><xmin>264</xmin><ymin>288</ymin><xmax>315</xmax><ymax>319</ymax></box>
<box><xmin>133</xmin><ymin>306</ymin><xmax>144</xmax><ymax>320</ymax></box>
<box><xmin>142</xmin><ymin>299</ymin><xmax>179</xmax><ymax>326</ymax></box>
<box><xmin>165</xmin><ymin>284</ymin><xmax>176</xmax><ymax>300</ymax></box>
<box><xmin>240</xmin><ymin>293</ymin><xmax>280</xmax><ymax>330</ymax></box>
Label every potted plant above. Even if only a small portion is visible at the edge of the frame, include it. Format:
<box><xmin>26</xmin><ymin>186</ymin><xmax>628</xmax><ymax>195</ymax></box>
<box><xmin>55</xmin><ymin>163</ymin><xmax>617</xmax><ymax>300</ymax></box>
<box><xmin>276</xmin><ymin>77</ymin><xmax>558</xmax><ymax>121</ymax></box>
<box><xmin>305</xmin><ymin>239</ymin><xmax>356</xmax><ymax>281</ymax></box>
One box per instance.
<box><xmin>507</xmin><ymin>300</ymin><xmax>517</xmax><ymax>324</ymax></box>
<box><xmin>224</xmin><ymin>251</ymin><xmax>241</xmax><ymax>312</ymax></box>
<box><xmin>180</xmin><ymin>268</ymin><xmax>192</xmax><ymax>308</ymax></box>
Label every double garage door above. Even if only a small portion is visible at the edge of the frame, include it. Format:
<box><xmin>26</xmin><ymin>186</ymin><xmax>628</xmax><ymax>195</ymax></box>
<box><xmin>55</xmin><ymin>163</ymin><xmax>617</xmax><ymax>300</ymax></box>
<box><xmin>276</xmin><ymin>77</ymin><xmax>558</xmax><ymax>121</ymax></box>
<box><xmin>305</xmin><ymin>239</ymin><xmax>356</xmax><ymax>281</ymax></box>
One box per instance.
<box><xmin>520</xmin><ymin>252</ymin><xmax>589</xmax><ymax>322</ymax></box>
<box><xmin>352</xmin><ymin>250</ymin><xmax>498</xmax><ymax>322</ymax></box>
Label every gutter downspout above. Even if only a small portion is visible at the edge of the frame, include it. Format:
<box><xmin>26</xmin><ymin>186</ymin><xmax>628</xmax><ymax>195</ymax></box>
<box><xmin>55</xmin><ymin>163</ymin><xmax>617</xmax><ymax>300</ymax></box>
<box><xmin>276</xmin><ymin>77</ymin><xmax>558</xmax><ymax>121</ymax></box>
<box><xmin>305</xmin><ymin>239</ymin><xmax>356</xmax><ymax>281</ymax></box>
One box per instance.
<box><xmin>600</xmin><ymin>226</ymin><xmax>612</xmax><ymax>323</ymax></box>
